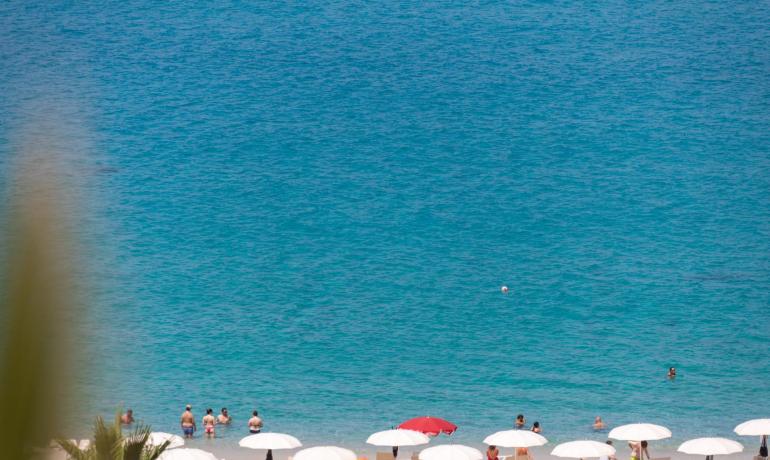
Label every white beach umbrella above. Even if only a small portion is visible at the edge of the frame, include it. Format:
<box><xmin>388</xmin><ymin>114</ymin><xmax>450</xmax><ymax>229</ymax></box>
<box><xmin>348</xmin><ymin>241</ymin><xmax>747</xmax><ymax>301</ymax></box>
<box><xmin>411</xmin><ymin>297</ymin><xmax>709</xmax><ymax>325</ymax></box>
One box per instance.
<box><xmin>678</xmin><ymin>437</ymin><xmax>743</xmax><ymax>460</ymax></box>
<box><xmin>608</xmin><ymin>423</ymin><xmax>672</xmax><ymax>442</ymax></box>
<box><xmin>158</xmin><ymin>448</ymin><xmax>218</xmax><ymax>460</ymax></box>
<box><xmin>295</xmin><ymin>446</ymin><xmax>357</xmax><ymax>460</ymax></box>
<box><xmin>148</xmin><ymin>432</ymin><xmax>185</xmax><ymax>449</ymax></box>
<box><xmin>240</xmin><ymin>433</ymin><xmax>302</xmax><ymax>460</ymax></box>
<box><xmin>419</xmin><ymin>444</ymin><xmax>483</xmax><ymax>460</ymax></box>
<box><xmin>484</xmin><ymin>430</ymin><xmax>548</xmax><ymax>447</ymax></box>
<box><xmin>551</xmin><ymin>440</ymin><xmax>616</xmax><ymax>459</ymax></box>
<box><xmin>734</xmin><ymin>419</ymin><xmax>770</xmax><ymax>458</ymax></box>
<box><xmin>240</xmin><ymin>433</ymin><xmax>303</xmax><ymax>450</ymax></box>
<box><xmin>367</xmin><ymin>429</ymin><xmax>430</xmax><ymax>458</ymax></box>
<box><xmin>735</xmin><ymin>419</ymin><xmax>770</xmax><ymax>436</ymax></box>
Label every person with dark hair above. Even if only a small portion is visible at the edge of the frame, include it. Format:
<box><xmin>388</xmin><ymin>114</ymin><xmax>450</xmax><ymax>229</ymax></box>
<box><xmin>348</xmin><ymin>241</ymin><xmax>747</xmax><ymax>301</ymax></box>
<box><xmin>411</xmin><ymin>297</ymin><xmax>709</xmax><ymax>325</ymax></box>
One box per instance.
<box><xmin>203</xmin><ymin>408</ymin><xmax>216</xmax><ymax>438</ymax></box>
<box><xmin>121</xmin><ymin>409</ymin><xmax>134</xmax><ymax>425</ymax></box>
<box><xmin>515</xmin><ymin>414</ymin><xmax>526</xmax><ymax>429</ymax></box>
<box><xmin>248</xmin><ymin>410</ymin><xmax>263</xmax><ymax>434</ymax></box>
<box><xmin>667</xmin><ymin>367</ymin><xmax>676</xmax><ymax>379</ymax></box>
<box><xmin>180</xmin><ymin>405</ymin><xmax>196</xmax><ymax>438</ymax></box>
<box><xmin>487</xmin><ymin>445</ymin><xmax>499</xmax><ymax>460</ymax></box>
<box><xmin>629</xmin><ymin>441</ymin><xmax>650</xmax><ymax>460</ymax></box>
<box><xmin>600</xmin><ymin>440</ymin><xmax>617</xmax><ymax>460</ymax></box>
<box><xmin>217</xmin><ymin>407</ymin><xmax>231</xmax><ymax>424</ymax></box>
<box><xmin>531</xmin><ymin>421</ymin><xmax>541</xmax><ymax>433</ymax></box>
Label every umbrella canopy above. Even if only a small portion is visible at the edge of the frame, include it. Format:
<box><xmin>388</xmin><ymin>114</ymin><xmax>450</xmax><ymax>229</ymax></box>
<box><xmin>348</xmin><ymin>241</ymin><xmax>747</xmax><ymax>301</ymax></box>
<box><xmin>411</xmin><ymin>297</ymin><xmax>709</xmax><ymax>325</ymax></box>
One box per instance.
<box><xmin>158</xmin><ymin>448</ymin><xmax>218</xmax><ymax>460</ymax></box>
<box><xmin>551</xmin><ymin>441</ymin><xmax>616</xmax><ymax>459</ymax></box>
<box><xmin>608</xmin><ymin>424</ymin><xmax>672</xmax><ymax>441</ymax></box>
<box><xmin>484</xmin><ymin>430</ymin><xmax>548</xmax><ymax>448</ymax></box>
<box><xmin>239</xmin><ymin>433</ymin><xmax>303</xmax><ymax>450</ymax></box>
<box><xmin>295</xmin><ymin>446</ymin><xmax>357</xmax><ymax>460</ymax></box>
<box><xmin>399</xmin><ymin>417</ymin><xmax>458</xmax><ymax>436</ymax></box>
<box><xmin>735</xmin><ymin>419</ymin><xmax>770</xmax><ymax>436</ymax></box>
<box><xmin>419</xmin><ymin>445</ymin><xmax>483</xmax><ymax>460</ymax></box>
<box><xmin>678</xmin><ymin>438</ymin><xmax>743</xmax><ymax>456</ymax></box>
<box><xmin>148</xmin><ymin>432</ymin><xmax>185</xmax><ymax>449</ymax></box>
<box><xmin>366</xmin><ymin>429</ymin><xmax>430</xmax><ymax>447</ymax></box>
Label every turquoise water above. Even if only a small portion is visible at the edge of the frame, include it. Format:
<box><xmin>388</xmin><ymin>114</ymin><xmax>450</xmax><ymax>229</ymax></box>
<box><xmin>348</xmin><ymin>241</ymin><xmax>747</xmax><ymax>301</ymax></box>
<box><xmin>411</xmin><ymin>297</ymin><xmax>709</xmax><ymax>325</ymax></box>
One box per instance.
<box><xmin>2</xmin><ymin>0</ymin><xmax>770</xmax><ymax>450</ymax></box>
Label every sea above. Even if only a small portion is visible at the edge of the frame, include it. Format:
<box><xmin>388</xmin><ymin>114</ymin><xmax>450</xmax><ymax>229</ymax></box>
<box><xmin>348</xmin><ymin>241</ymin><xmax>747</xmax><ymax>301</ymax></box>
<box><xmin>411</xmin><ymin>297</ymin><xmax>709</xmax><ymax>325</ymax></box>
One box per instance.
<box><xmin>1</xmin><ymin>0</ymin><xmax>769</xmax><ymax>452</ymax></box>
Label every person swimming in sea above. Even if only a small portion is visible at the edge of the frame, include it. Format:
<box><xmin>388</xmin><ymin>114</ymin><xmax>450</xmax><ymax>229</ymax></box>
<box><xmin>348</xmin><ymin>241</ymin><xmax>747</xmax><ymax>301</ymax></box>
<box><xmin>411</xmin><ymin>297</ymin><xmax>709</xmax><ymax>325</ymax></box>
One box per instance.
<box><xmin>515</xmin><ymin>414</ymin><xmax>526</xmax><ymax>429</ymax></box>
<box><xmin>593</xmin><ymin>416</ymin><xmax>606</xmax><ymax>430</ymax></box>
<box><xmin>667</xmin><ymin>367</ymin><xmax>676</xmax><ymax>379</ymax></box>
<box><xmin>531</xmin><ymin>422</ymin><xmax>541</xmax><ymax>433</ymax></box>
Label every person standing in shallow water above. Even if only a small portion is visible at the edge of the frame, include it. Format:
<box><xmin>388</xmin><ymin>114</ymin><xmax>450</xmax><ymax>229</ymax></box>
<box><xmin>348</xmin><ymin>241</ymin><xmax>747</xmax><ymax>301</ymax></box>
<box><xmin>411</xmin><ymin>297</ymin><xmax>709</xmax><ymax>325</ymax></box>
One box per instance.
<box><xmin>217</xmin><ymin>407</ymin><xmax>231</xmax><ymax>424</ymax></box>
<box><xmin>515</xmin><ymin>414</ymin><xmax>526</xmax><ymax>429</ymax></box>
<box><xmin>180</xmin><ymin>405</ymin><xmax>196</xmax><ymax>438</ymax></box>
<box><xmin>531</xmin><ymin>421</ymin><xmax>541</xmax><ymax>433</ymax></box>
<box><xmin>248</xmin><ymin>410</ymin><xmax>263</xmax><ymax>434</ymax></box>
<box><xmin>121</xmin><ymin>409</ymin><xmax>134</xmax><ymax>425</ymax></box>
<box><xmin>203</xmin><ymin>408</ymin><xmax>216</xmax><ymax>438</ymax></box>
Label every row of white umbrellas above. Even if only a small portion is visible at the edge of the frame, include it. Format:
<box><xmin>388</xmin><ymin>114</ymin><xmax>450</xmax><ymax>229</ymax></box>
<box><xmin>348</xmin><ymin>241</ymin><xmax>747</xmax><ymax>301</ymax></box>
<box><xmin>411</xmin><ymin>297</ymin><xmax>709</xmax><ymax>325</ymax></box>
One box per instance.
<box><xmin>121</xmin><ymin>419</ymin><xmax>770</xmax><ymax>460</ymax></box>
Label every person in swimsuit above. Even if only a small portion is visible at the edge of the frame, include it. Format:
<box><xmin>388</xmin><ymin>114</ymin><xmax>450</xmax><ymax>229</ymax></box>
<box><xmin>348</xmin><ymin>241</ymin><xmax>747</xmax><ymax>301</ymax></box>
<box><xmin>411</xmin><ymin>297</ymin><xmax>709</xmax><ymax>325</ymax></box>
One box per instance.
<box><xmin>217</xmin><ymin>407</ymin><xmax>232</xmax><ymax>424</ymax></box>
<box><xmin>515</xmin><ymin>414</ymin><xmax>526</xmax><ymax>429</ymax></box>
<box><xmin>531</xmin><ymin>422</ymin><xmax>541</xmax><ymax>433</ymax></box>
<box><xmin>487</xmin><ymin>445</ymin><xmax>499</xmax><ymax>460</ymax></box>
<box><xmin>517</xmin><ymin>447</ymin><xmax>532</xmax><ymax>460</ymax></box>
<box><xmin>180</xmin><ymin>405</ymin><xmax>196</xmax><ymax>438</ymax></box>
<box><xmin>593</xmin><ymin>416</ymin><xmax>606</xmax><ymax>430</ymax></box>
<box><xmin>203</xmin><ymin>408</ymin><xmax>216</xmax><ymax>438</ymax></box>
<box><xmin>629</xmin><ymin>441</ymin><xmax>650</xmax><ymax>460</ymax></box>
<box><xmin>248</xmin><ymin>410</ymin><xmax>263</xmax><ymax>434</ymax></box>
<box><xmin>121</xmin><ymin>409</ymin><xmax>134</xmax><ymax>425</ymax></box>
<box><xmin>667</xmin><ymin>367</ymin><xmax>676</xmax><ymax>379</ymax></box>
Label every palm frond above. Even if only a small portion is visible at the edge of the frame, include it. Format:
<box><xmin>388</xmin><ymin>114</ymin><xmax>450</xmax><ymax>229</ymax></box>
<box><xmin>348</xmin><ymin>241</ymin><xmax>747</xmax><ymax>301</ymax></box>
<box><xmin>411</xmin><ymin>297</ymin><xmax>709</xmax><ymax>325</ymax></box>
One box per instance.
<box><xmin>124</xmin><ymin>425</ymin><xmax>152</xmax><ymax>460</ymax></box>
<box><xmin>54</xmin><ymin>437</ymin><xmax>91</xmax><ymax>460</ymax></box>
<box><xmin>143</xmin><ymin>441</ymin><xmax>171</xmax><ymax>460</ymax></box>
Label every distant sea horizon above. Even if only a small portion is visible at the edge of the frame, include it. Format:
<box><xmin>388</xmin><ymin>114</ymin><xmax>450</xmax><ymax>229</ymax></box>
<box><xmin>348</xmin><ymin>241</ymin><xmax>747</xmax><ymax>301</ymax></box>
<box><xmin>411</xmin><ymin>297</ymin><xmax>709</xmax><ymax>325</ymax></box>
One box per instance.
<box><xmin>1</xmin><ymin>0</ymin><xmax>769</xmax><ymax>449</ymax></box>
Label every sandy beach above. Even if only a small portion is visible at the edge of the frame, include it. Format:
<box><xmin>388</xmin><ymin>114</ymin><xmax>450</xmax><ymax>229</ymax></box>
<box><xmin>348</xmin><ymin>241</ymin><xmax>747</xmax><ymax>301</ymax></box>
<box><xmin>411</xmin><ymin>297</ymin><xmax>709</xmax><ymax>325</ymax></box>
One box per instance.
<box><xmin>204</xmin><ymin>446</ymin><xmax>760</xmax><ymax>460</ymax></box>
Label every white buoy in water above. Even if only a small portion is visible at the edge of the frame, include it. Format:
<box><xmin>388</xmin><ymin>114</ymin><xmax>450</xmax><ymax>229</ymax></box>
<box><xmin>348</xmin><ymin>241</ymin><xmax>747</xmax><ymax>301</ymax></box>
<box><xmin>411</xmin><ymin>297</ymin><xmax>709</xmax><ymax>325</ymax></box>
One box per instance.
<box><xmin>501</xmin><ymin>285</ymin><xmax>509</xmax><ymax>294</ymax></box>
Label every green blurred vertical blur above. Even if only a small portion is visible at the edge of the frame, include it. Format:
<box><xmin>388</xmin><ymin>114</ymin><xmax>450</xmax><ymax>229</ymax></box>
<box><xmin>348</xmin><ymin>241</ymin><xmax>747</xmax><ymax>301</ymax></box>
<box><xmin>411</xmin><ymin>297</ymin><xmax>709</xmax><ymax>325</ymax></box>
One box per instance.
<box><xmin>0</xmin><ymin>166</ymin><xmax>77</xmax><ymax>458</ymax></box>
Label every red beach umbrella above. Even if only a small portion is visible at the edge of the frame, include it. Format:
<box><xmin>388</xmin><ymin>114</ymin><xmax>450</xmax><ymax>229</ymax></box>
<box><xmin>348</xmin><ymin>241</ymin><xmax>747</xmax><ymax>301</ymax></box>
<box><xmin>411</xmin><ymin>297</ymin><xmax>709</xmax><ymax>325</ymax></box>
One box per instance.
<box><xmin>399</xmin><ymin>416</ymin><xmax>457</xmax><ymax>436</ymax></box>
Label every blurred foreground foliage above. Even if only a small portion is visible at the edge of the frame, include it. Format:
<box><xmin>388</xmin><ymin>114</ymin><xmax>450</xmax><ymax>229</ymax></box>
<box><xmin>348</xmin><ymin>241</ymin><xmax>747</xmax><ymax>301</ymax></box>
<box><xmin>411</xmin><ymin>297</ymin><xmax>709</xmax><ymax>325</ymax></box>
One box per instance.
<box><xmin>56</xmin><ymin>413</ymin><xmax>169</xmax><ymax>460</ymax></box>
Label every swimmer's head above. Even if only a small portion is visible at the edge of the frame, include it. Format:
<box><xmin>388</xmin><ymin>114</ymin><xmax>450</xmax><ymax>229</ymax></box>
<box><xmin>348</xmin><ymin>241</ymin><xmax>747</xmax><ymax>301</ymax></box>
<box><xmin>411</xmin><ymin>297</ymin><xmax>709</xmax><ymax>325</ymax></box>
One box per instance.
<box><xmin>501</xmin><ymin>286</ymin><xmax>509</xmax><ymax>294</ymax></box>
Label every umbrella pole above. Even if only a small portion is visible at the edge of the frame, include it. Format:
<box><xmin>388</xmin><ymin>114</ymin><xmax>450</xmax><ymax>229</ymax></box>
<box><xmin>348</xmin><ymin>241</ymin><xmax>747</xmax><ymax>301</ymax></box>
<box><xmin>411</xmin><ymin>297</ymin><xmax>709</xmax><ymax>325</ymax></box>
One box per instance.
<box><xmin>393</xmin><ymin>446</ymin><xmax>399</xmax><ymax>458</ymax></box>
<box><xmin>266</xmin><ymin>449</ymin><xmax>273</xmax><ymax>460</ymax></box>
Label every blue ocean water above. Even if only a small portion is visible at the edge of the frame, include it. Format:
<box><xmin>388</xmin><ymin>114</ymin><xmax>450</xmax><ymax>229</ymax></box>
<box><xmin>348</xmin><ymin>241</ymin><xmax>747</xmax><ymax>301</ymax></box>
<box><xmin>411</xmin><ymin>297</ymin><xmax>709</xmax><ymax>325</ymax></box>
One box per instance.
<box><xmin>1</xmin><ymin>0</ymin><xmax>770</xmax><ymax>450</ymax></box>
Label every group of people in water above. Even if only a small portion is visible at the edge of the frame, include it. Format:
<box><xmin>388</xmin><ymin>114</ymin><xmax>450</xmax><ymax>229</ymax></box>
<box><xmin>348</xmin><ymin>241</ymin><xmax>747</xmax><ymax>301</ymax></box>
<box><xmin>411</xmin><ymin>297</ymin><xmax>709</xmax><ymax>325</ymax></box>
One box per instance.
<box><xmin>485</xmin><ymin>415</ymin><xmax>652</xmax><ymax>460</ymax></box>
<box><xmin>121</xmin><ymin>406</ymin><xmax>264</xmax><ymax>439</ymax></box>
